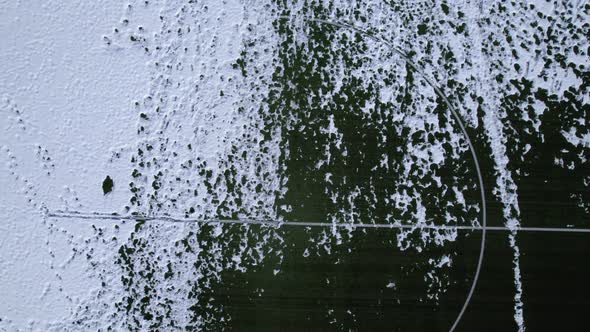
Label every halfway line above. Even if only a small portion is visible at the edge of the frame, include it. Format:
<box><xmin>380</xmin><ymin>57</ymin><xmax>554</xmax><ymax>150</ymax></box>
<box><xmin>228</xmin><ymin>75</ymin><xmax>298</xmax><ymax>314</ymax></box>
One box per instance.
<box><xmin>47</xmin><ymin>211</ymin><xmax>590</xmax><ymax>233</ymax></box>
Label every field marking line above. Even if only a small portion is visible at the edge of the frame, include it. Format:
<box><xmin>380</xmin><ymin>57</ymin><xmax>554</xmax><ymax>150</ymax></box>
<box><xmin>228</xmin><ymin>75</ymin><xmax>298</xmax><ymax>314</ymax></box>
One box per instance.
<box><xmin>47</xmin><ymin>211</ymin><xmax>590</xmax><ymax>233</ymax></box>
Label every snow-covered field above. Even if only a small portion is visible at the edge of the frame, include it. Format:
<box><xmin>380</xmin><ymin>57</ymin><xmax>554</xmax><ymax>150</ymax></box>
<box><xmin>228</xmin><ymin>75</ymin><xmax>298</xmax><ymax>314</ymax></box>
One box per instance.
<box><xmin>1</xmin><ymin>1</ymin><xmax>589</xmax><ymax>331</ymax></box>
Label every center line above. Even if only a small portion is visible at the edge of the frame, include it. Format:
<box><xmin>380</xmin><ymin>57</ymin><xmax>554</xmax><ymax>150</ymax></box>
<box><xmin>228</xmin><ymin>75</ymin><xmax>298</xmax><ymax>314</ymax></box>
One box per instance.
<box><xmin>47</xmin><ymin>211</ymin><xmax>590</xmax><ymax>233</ymax></box>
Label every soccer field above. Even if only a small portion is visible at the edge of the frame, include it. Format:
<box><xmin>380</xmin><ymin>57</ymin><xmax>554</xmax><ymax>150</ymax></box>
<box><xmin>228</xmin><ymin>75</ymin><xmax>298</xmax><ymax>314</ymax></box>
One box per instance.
<box><xmin>1</xmin><ymin>1</ymin><xmax>589</xmax><ymax>331</ymax></box>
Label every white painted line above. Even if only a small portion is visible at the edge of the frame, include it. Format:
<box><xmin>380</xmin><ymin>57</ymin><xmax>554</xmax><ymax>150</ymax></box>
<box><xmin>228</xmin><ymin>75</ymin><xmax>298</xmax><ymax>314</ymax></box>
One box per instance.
<box><xmin>276</xmin><ymin>16</ymin><xmax>489</xmax><ymax>332</ymax></box>
<box><xmin>47</xmin><ymin>211</ymin><xmax>590</xmax><ymax>233</ymax></box>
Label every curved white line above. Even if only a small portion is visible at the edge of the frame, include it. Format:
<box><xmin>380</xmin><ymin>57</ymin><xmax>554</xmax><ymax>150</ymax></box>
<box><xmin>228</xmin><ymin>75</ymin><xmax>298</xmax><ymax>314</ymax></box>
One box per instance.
<box><xmin>276</xmin><ymin>16</ymin><xmax>487</xmax><ymax>332</ymax></box>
